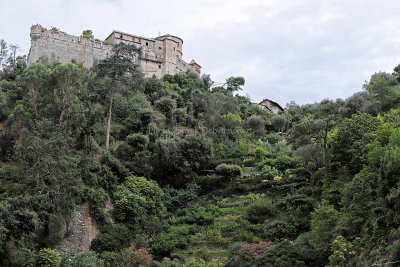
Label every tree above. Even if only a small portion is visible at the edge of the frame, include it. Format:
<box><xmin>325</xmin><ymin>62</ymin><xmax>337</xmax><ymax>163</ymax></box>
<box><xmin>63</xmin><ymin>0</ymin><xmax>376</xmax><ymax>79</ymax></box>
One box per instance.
<box><xmin>0</xmin><ymin>200</ymin><xmax>39</xmax><ymax>257</ymax></box>
<box><xmin>96</xmin><ymin>43</ymin><xmax>143</xmax><ymax>150</ymax></box>
<box><xmin>0</xmin><ymin>40</ymin><xmax>8</xmax><ymax>70</ymax></box>
<box><xmin>294</xmin><ymin>143</ymin><xmax>324</xmax><ymax>197</ymax></box>
<box><xmin>178</xmin><ymin>134</ymin><xmax>212</xmax><ymax>173</ymax></box>
<box><xmin>91</xmin><ymin>224</ymin><xmax>132</xmax><ymax>252</ymax></box>
<box><xmin>8</xmin><ymin>44</ymin><xmax>20</xmax><ymax>66</ymax></box>
<box><xmin>315</xmin><ymin>101</ymin><xmax>341</xmax><ymax>176</ymax></box>
<box><xmin>113</xmin><ymin>176</ymin><xmax>165</xmax><ymax>225</ymax></box>
<box><xmin>201</xmin><ymin>73</ymin><xmax>214</xmax><ymax>91</ymax></box>
<box><xmin>363</xmin><ymin>73</ymin><xmax>400</xmax><ymax>112</ymax></box>
<box><xmin>226</xmin><ymin>76</ymin><xmax>245</xmax><ymax>92</ymax></box>
<box><xmin>190</xmin><ymin>89</ymin><xmax>206</xmax><ymax>117</ymax></box>
<box><xmin>272</xmin><ymin>114</ymin><xmax>287</xmax><ymax>132</ymax></box>
<box><xmin>151</xmin><ymin>138</ymin><xmax>183</xmax><ymax>186</ymax></box>
<box><xmin>337</xmin><ymin>169</ymin><xmax>375</xmax><ymax>239</ymax></box>
<box><xmin>245</xmin><ymin>114</ymin><xmax>265</xmax><ymax>138</ymax></box>
<box><xmin>155</xmin><ymin>96</ymin><xmax>176</xmax><ymax>126</ymax></box>
<box><xmin>219</xmin><ymin>112</ymin><xmax>242</xmax><ymax>140</ymax></box>
<box><xmin>310</xmin><ymin>201</ymin><xmax>339</xmax><ymax>261</ymax></box>
<box><xmin>20</xmin><ymin>62</ymin><xmax>51</xmax><ymax>116</ymax></box>
<box><xmin>15</xmin><ymin>119</ymin><xmax>82</xmax><ymax>215</ymax></box>
<box><xmin>114</xmin><ymin>133</ymin><xmax>152</xmax><ymax>177</ymax></box>
<box><xmin>52</xmin><ymin>62</ymin><xmax>84</xmax><ymax>125</ymax></box>
<box><xmin>330</xmin><ymin>113</ymin><xmax>381</xmax><ymax>174</ymax></box>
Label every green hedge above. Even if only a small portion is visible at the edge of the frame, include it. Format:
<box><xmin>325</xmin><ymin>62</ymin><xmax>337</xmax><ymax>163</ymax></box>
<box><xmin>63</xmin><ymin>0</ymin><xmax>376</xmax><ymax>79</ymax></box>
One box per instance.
<box><xmin>215</xmin><ymin>164</ymin><xmax>242</xmax><ymax>178</ymax></box>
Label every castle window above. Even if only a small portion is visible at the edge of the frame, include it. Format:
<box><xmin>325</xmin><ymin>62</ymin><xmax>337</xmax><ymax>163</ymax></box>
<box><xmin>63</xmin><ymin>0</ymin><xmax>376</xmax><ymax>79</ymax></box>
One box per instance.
<box><xmin>174</xmin><ymin>47</ymin><xmax>175</xmax><ymax>51</ymax></box>
<box><xmin>158</xmin><ymin>65</ymin><xmax>161</xmax><ymax>69</ymax></box>
<box><xmin>146</xmin><ymin>42</ymin><xmax>149</xmax><ymax>46</ymax></box>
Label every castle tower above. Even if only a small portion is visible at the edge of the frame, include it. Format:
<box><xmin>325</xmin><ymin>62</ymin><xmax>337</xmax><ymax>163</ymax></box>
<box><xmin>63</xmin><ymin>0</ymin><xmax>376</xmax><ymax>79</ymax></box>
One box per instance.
<box><xmin>27</xmin><ymin>24</ymin><xmax>44</xmax><ymax>65</ymax></box>
<box><xmin>156</xmin><ymin>35</ymin><xmax>183</xmax><ymax>75</ymax></box>
<box><xmin>30</xmin><ymin>24</ymin><xmax>42</xmax><ymax>40</ymax></box>
<box><xmin>189</xmin><ymin>59</ymin><xmax>201</xmax><ymax>74</ymax></box>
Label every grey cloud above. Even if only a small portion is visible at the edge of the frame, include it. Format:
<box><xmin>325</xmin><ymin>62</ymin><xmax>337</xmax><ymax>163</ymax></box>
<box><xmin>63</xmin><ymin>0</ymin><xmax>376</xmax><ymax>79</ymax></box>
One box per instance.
<box><xmin>3</xmin><ymin>0</ymin><xmax>400</xmax><ymax>106</ymax></box>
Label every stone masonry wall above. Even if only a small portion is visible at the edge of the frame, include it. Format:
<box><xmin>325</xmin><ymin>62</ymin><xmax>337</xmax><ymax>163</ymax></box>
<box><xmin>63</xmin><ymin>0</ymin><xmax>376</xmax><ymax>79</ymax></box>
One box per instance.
<box><xmin>28</xmin><ymin>25</ymin><xmax>200</xmax><ymax>78</ymax></box>
<box><xmin>28</xmin><ymin>25</ymin><xmax>112</xmax><ymax>69</ymax></box>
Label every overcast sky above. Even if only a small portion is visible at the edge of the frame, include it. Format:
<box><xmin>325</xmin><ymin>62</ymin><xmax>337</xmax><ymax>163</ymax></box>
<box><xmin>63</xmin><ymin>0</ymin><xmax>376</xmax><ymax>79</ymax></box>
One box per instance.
<box><xmin>2</xmin><ymin>0</ymin><xmax>400</xmax><ymax>106</ymax></box>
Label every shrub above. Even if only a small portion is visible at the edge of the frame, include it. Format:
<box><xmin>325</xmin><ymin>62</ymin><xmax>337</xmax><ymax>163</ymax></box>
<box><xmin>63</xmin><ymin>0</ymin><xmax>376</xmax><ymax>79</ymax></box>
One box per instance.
<box><xmin>242</xmin><ymin>158</ymin><xmax>256</xmax><ymax>167</ymax></box>
<box><xmin>204</xmin><ymin>229</ymin><xmax>228</xmax><ymax>245</ymax></box>
<box><xmin>254</xmin><ymin>147</ymin><xmax>269</xmax><ymax>162</ymax></box>
<box><xmin>65</xmin><ymin>251</ymin><xmax>104</xmax><ymax>267</ymax></box>
<box><xmin>216</xmin><ymin>164</ymin><xmax>242</xmax><ymax>178</ymax></box>
<box><xmin>45</xmin><ymin>213</ymin><xmax>66</xmax><ymax>247</ymax></box>
<box><xmin>36</xmin><ymin>248</ymin><xmax>61</xmax><ymax>267</ymax></box>
<box><xmin>162</xmin><ymin>183</ymin><xmax>199</xmax><ymax>213</ymax></box>
<box><xmin>151</xmin><ymin>225</ymin><xmax>190</xmax><ymax>258</ymax></box>
<box><xmin>99</xmin><ymin>252</ymin><xmax>123</xmax><ymax>267</ymax></box>
<box><xmin>264</xmin><ymin>133</ymin><xmax>283</xmax><ymax>145</ymax></box>
<box><xmin>276</xmin><ymin>194</ymin><xmax>314</xmax><ymax>212</ymax></box>
<box><xmin>121</xmin><ymin>247</ymin><xmax>153</xmax><ymax>265</ymax></box>
<box><xmin>91</xmin><ymin>224</ymin><xmax>132</xmax><ymax>253</ymax></box>
<box><xmin>195</xmin><ymin>248</ymin><xmax>212</xmax><ymax>261</ymax></box>
<box><xmin>245</xmin><ymin>193</ymin><xmax>262</xmax><ymax>203</ymax></box>
<box><xmin>328</xmin><ymin>236</ymin><xmax>357</xmax><ymax>267</ymax></box>
<box><xmin>234</xmin><ymin>241</ymin><xmax>273</xmax><ymax>266</ymax></box>
<box><xmin>133</xmin><ymin>233</ymin><xmax>152</xmax><ymax>249</ymax></box>
<box><xmin>89</xmin><ymin>187</ymin><xmax>108</xmax><ymax>222</ymax></box>
<box><xmin>10</xmin><ymin>248</ymin><xmax>36</xmax><ymax>267</ymax></box>
<box><xmin>231</xmin><ymin>229</ymin><xmax>261</xmax><ymax>243</ymax></box>
<box><xmin>274</xmin><ymin>153</ymin><xmax>298</xmax><ymax>171</ymax></box>
<box><xmin>228</xmin><ymin>242</ymin><xmax>245</xmax><ymax>255</ymax></box>
<box><xmin>211</xmin><ymin>158</ymin><xmax>243</xmax><ymax>167</ymax></box>
<box><xmin>246</xmin><ymin>198</ymin><xmax>277</xmax><ymax>223</ymax></box>
<box><xmin>113</xmin><ymin>176</ymin><xmax>165</xmax><ymax>225</ymax></box>
<box><xmin>393</xmin><ymin>242</ymin><xmax>400</xmax><ymax>263</ymax></box>
<box><xmin>263</xmin><ymin>220</ymin><xmax>297</xmax><ymax>241</ymax></box>
<box><xmin>262</xmin><ymin>240</ymin><xmax>307</xmax><ymax>266</ymax></box>
<box><xmin>196</xmin><ymin>175</ymin><xmax>228</xmax><ymax>195</ymax></box>
<box><xmin>260</xmin><ymin>165</ymin><xmax>278</xmax><ymax>180</ymax></box>
<box><xmin>176</xmin><ymin>204</ymin><xmax>221</xmax><ymax>225</ymax></box>
<box><xmin>82</xmin><ymin>29</ymin><xmax>94</xmax><ymax>39</ymax></box>
<box><xmin>182</xmin><ymin>258</ymin><xmax>206</xmax><ymax>267</ymax></box>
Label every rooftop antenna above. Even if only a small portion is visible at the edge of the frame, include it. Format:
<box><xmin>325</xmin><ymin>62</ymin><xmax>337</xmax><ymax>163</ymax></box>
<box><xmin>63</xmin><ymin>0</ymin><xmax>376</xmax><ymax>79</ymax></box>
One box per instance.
<box><xmin>158</xmin><ymin>31</ymin><xmax>161</xmax><ymax>37</ymax></box>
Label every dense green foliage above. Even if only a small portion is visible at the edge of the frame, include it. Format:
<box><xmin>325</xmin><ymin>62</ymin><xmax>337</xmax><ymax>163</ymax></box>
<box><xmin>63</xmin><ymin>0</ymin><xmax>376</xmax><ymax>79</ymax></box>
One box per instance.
<box><xmin>2</xmin><ymin>38</ymin><xmax>400</xmax><ymax>266</ymax></box>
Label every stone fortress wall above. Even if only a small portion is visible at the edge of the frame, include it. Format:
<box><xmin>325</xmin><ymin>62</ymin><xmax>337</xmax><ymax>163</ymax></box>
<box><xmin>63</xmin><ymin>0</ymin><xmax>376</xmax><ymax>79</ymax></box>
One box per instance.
<box><xmin>27</xmin><ymin>24</ymin><xmax>201</xmax><ymax>78</ymax></box>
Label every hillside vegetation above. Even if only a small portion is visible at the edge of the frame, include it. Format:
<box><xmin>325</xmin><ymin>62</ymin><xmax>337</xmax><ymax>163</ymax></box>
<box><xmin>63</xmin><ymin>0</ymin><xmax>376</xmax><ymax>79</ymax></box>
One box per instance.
<box><xmin>1</xmin><ymin>40</ymin><xmax>400</xmax><ymax>266</ymax></box>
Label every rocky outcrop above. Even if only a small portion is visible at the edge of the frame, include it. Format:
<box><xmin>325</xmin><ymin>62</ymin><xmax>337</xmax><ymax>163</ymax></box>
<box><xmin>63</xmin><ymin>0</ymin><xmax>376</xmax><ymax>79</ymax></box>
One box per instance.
<box><xmin>56</xmin><ymin>202</ymin><xmax>100</xmax><ymax>256</ymax></box>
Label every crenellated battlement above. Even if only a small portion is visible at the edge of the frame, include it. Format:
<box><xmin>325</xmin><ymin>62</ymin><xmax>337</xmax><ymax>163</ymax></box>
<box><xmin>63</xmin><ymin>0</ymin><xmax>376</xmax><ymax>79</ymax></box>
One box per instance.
<box><xmin>27</xmin><ymin>24</ymin><xmax>201</xmax><ymax>78</ymax></box>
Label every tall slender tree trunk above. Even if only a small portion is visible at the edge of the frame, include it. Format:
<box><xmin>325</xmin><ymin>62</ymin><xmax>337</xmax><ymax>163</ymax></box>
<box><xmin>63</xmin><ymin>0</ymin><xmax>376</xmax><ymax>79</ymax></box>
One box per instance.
<box><xmin>33</xmin><ymin>90</ymin><xmax>38</xmax><ymax>116</ymax></box>
<box><xmin>310</xmin><ymin>172</ymin><xmax>315</xmax><ymax>198</ymax></box>
<box><xmin>105</xmin><ymin>87</ymin><xmax>114</xmax><ymax>151</ymax></box>
<box><xmin>323</xmin><ymin>122</ymin><xmax>329</xmax><ymax>178</ymax></box>
<box><xmin>59</xmin><ymin>95</ymin><xmax>68</xmax><ymax>125</ymax></box>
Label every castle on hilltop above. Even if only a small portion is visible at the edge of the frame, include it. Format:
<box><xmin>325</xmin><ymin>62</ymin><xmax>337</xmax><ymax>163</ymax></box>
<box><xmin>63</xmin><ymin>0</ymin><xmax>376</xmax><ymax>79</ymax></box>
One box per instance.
<box><xmin>27</xmin><ymin>24</ymin><xmax>201</xmax><ymax>78</ymax></box>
